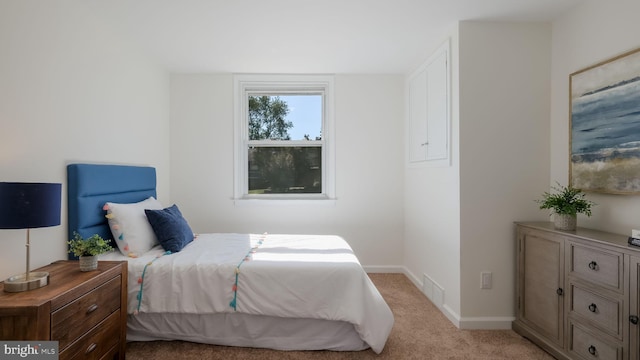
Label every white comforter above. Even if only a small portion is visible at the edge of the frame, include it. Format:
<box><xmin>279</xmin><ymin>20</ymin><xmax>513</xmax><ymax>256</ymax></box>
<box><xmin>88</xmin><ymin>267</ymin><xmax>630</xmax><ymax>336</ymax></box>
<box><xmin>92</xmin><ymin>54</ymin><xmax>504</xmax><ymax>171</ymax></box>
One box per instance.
<box><xmin>108</xmin><ymin>233</ymin><xmax>394</xmax><ymax>354</ymax></box>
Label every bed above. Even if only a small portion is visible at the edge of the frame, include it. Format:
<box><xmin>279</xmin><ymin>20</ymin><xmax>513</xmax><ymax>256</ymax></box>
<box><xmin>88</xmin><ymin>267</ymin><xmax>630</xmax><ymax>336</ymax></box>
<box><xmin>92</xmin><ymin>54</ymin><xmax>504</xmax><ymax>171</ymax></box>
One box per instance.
<box><xmin>67</xmin><ymin>163</ymin><xmax>394</xmax><ymax>353</ymax></box>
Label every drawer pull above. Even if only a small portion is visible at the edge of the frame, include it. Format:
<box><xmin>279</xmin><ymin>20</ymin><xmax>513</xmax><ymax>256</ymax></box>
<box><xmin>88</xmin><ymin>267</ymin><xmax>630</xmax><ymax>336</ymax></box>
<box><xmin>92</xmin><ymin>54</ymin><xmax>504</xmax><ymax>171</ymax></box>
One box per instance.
<box><xmin>588</xmin><ymin>261</ymin><xmax>598</xmax><ymax>270</ymax></box>
<box><xmin>556</xmin><ymin>288</ymin><xmax>563</xmax><ymax>296</ymax></box>
<box><xmin>588</xmin><ymin>303</ymin><xmax>598</xmax><ymax>313</ymax></box>
<box><xmin>85</xmin><ymin>343</ymin><xmax>97</xmax><ymax>354</ymax></box>
<box><xmin>86</xmin><ymin>304</ymin><xmax>98</xmax><ymax>314</ymax></box>
<box><xmin>630</xmin><ymin>315</ymin><xmax>639</xmax><ymax>325</ymax></box>
<box><xmin>588</xmin><ymin>345</ymin><xmax>597</xmax><ymax>356</ymax></box>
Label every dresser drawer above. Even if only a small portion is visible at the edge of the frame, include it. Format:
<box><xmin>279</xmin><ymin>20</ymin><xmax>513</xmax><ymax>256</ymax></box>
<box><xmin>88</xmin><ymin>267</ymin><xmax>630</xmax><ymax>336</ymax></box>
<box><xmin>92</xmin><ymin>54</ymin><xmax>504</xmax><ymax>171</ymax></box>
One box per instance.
<box><xmin>569</xmin><ymin>242</ymin><xmax>623</xmax><ymax>292</ymax></box>
<box><xmin>569</xmin><ymin>320</ymin><xmax>623</xmax><ymax>360</ymax></box>
<box><xmin>570</xmin><ymin>283</ymin><xmax>622</xmax><ymax>338</ymax></box>
<box><xmin>51</xmin><ymin>275</ymin><xmax>121</xmax><ymax>350</ymax></box>
<box><xmin>59</xmin><ymin>310</ymin><xmax>121</xmax><ymax>360</ymax></box>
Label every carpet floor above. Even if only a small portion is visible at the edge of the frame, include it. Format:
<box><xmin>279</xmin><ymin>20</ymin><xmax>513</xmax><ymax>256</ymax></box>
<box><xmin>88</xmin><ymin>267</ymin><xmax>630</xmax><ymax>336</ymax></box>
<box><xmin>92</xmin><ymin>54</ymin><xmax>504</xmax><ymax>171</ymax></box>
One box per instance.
<box><xmin>125</xmin><ymin>273</ymin><xmax>553</xmax><ymax>359</ymax></box>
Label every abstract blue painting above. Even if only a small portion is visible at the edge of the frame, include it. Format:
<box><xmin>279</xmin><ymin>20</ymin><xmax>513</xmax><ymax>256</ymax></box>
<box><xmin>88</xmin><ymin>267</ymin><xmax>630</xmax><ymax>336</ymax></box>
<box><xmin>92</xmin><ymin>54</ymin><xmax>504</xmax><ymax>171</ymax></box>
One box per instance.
<box><xmin>570</xmin><ymin>48</ymin><xmax>640</xmax><ymax>194</ymax></box>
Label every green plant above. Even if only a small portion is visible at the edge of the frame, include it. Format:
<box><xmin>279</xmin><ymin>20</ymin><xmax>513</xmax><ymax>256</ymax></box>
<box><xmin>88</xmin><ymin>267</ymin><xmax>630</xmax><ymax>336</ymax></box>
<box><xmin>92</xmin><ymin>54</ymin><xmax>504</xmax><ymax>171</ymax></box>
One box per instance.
<box><xmin>68</xmin><ymin>232</ymin><xmax>113</xmax><ymax>257</ymax></box>
<box><xmin>536</xmin><ymin>183</ymin><xmax>595</xmax><ymax>216</ymax></box>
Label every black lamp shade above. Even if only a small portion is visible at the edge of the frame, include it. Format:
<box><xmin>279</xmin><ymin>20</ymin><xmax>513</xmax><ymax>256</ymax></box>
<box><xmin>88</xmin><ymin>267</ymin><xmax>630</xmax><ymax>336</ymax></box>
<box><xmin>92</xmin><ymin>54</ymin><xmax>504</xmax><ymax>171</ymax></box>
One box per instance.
<box><xmin>0</xmin><ymin>182</ymin><xmax>61</xmax><ymax>229</ymax></box>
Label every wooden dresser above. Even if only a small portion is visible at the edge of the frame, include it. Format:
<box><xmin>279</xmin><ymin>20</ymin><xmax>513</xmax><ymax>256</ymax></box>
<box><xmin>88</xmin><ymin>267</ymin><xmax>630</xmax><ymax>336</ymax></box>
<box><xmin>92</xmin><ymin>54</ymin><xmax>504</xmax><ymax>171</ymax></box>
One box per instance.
<box><xmin>514</xmin><ymin>222</ymin><xmax>640</xmax><ymax>360</ymax></box>
<box><xmin>0</xmin><ymin>260</ymin><xmax>127</xmax><ymax>360</ymax></box>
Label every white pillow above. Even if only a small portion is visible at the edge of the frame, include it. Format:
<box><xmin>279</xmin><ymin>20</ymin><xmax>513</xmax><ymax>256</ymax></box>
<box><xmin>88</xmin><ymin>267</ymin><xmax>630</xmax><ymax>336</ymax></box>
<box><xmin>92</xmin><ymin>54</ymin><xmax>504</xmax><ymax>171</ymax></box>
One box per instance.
<box><xmin>104</xmin><ymin>196</ymin><xmax>164</xmax><ymax>258</ymax></box>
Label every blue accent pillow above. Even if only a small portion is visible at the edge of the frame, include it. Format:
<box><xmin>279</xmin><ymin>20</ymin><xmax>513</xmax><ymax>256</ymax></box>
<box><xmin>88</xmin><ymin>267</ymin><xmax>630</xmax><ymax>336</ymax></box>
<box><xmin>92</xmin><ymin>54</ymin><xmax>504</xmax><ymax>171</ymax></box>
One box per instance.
<box><xmin>144</xmin><ymin>204</ymin><xmax>194</xmax><ymax>253</ymax></box>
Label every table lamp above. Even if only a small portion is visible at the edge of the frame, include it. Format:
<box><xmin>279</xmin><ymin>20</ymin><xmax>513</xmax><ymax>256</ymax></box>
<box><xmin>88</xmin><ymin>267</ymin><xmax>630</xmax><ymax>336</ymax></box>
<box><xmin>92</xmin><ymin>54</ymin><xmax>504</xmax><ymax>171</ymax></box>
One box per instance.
<box><xmin>0</xmin><ymin>182</ymin><xmax>61</xmax><ymax>292</ymax></box>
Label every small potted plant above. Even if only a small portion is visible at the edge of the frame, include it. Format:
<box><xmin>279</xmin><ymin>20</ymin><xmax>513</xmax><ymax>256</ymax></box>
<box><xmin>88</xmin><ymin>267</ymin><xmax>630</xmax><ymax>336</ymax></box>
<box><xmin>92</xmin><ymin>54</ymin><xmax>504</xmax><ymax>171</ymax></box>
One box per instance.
<box><xmin>68</xmin><ymin>232</ymin><xmax>113</xmax><ymax>271</ymax></box>
<box><xmin>536</xmin><ymin>182</ymin><xmax>596</xmax><ymax>231</ymax></box>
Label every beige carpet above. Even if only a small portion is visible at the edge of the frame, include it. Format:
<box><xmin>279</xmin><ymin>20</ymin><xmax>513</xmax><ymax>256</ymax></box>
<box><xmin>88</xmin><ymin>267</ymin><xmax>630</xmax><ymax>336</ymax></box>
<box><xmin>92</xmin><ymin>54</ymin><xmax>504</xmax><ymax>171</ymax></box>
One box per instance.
<box><xmin>126</xmin><ymin>273</ymin><xmax>553</xmax><ymax>359</ymax></box>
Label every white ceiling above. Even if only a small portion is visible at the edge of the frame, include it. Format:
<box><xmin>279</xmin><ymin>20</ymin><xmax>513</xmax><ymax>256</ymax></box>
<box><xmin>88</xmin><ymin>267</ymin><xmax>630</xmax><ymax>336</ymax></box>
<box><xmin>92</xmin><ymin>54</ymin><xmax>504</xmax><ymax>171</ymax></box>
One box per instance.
<box><xmin>86</xmin><ymin>0</ymin><xmax>584</xmax><ymax>74</ymax></box>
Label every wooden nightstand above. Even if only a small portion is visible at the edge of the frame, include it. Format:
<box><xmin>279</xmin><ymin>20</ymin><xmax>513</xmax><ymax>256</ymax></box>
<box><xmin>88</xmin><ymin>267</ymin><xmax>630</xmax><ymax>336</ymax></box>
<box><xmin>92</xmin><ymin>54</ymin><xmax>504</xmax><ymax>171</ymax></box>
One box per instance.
<box><xmin>0</xmin><ymin>260</ymin><xmax>127</xmax><ymax>360</ymax></box>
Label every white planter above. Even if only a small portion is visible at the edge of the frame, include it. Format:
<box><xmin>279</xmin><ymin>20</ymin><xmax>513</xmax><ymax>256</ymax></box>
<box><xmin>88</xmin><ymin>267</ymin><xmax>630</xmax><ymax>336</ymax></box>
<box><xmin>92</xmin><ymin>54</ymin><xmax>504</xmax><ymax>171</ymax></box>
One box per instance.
<box><xmin>79</xmin><ymin>255</ymin><xmax>98</xmax><ymax>271</ymax></box>
<box><xmin>554</xmin><ymin>214</ymin><xmax>577</xmax><ymax>231</ymax></box>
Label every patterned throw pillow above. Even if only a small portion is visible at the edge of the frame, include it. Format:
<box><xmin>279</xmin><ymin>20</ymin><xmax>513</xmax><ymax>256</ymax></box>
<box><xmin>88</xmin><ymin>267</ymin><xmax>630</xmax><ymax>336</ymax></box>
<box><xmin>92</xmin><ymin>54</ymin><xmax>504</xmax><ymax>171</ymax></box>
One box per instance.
<box><xmin>104</xmin><ymin>197</ymin><xmax>164</xmax><ymax>257</ymax></box>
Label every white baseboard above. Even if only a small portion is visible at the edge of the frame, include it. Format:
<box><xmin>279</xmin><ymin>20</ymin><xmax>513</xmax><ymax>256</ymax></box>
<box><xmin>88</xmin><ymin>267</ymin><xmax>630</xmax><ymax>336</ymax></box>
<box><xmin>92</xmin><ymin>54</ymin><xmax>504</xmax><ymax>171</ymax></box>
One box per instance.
<box><xmin>380</xmin><ymin>266</ymin><xmax>514</xmax><ymax>330</ymax></box>
<box><xmin>442</xmin><ymin>304</ymin><xmax>461</xmax><ymax>327</ymax></box>
<box><xmin>363</xmin><ymin>265</ymin><xmax>405</xmax><ymax>273</ymax></box>
<box><xmin>403</xmin><ymin>266</ymin><xmax>422</xmax><ymax>288</ymax></box>
<box><xmin>440</xmin><ymin>309</ymin><xmax>514</xmax><ymax>329</ymax></box>
<box><xmin>458</xmin><ymin>316</ymin><xmax>515</xmax><ymax>330</ymax></box>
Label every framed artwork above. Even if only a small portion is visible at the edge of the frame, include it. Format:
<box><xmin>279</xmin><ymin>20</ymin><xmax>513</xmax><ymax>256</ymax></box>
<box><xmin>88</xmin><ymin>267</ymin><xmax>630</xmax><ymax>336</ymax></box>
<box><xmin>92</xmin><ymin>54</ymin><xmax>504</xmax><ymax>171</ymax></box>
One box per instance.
<box><xmin>570</xmin><ymin>47</ymin><xmax>640</xmax><ymax>194</ymax></box>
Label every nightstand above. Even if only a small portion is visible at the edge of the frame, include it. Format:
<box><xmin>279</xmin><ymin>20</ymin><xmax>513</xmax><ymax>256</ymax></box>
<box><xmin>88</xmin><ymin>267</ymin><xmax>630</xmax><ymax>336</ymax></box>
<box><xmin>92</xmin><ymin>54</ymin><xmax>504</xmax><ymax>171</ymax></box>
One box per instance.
<box><xmin>0</xmin><ymin>260</ymin><xmax>127</xmax><ymax>360</ymax></box>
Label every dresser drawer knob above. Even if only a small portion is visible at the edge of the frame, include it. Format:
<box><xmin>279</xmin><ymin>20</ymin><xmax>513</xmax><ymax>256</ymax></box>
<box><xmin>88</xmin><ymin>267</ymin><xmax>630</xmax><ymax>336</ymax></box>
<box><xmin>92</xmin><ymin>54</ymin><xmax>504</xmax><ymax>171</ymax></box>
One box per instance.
<box><xmin>85</xmin><ymin>343</ymin><xmax>97</xmax><ymax>354</ymax></box>
<box><xmin>588</xmin><ymin>261</ymin><xmax>598</xmax><ymax>270</ymax></box>
<box><xmin>588</xmin><ymin>345</ymin><xmax>597</xmax><ymax>356</ymax></box>
<box><xmin>556</xmin><ymin>288</ymin><xmax>563</xmax><ymax>296</ymax></box>
<box><xmin>630</xmin><ymin>315</ymin><xmax>639</xmax><ymax>325</ymax></box>
<box><xmin>588</xmin><ymin>303</ymin><xmax>598</xmax><ymax>313</ymax></box>
<box><xmin>86</xmin><ymin>304</ymin><xmax>99</xmax><ymax>314</ymax></box>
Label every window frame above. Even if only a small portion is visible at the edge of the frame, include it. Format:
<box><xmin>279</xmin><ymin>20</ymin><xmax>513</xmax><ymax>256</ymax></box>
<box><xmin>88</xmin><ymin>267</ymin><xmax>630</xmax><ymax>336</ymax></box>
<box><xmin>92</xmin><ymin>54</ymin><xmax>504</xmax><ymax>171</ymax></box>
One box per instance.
<box><xmin>233</xmin><ymin>74</ymin><xmax>335</xmax><ymax>203</ymax></box>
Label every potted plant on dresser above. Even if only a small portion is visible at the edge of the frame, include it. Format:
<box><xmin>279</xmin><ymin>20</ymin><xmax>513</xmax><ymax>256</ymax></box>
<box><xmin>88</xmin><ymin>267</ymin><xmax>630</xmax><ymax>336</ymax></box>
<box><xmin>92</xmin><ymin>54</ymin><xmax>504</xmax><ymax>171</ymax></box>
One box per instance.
<box><xmin>536</xmin><ymin>183</ymin><xmax>596</xmax><ymax>231</ymax></box>
<box><xmin>68</xmin><ymin>232</ymin><xmax>113</xmax><ymax>271</ymax></box>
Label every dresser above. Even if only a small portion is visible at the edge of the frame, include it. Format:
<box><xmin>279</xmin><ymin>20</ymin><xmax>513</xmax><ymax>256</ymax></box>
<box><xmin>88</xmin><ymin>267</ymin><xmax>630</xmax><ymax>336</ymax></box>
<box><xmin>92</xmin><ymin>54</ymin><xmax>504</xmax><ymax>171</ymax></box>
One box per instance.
<box><xmin>514</xmin><ymin>222</ymin><xmax>640</xmax><ymax>360</ymax></box>
<box><xmin>0</xmin><ymin>260</ymin><xmax>127</xmax><ymax>360</ymax></box>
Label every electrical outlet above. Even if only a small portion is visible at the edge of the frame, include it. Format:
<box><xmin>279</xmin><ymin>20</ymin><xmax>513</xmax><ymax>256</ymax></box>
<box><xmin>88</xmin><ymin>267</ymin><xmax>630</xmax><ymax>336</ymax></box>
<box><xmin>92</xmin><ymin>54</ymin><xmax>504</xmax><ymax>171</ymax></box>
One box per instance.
<box><xmin>481</xmin><ymin>272</ymin><xmax>492</xmax><ymax>289</ymax></box>
<box><xmin>632</xmin><ymin>229</ymin><xmax>640</xmax><ymax>239</ymax></box>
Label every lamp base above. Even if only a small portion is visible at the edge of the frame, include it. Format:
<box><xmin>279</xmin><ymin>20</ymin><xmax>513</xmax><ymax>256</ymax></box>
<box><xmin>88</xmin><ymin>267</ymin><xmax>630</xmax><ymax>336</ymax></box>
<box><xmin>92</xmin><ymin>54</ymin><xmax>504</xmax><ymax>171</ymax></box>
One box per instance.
<box><xmin>3</xmin><ymin>271</ymin><xmax>49</xmax><ymax>292</ymax></box>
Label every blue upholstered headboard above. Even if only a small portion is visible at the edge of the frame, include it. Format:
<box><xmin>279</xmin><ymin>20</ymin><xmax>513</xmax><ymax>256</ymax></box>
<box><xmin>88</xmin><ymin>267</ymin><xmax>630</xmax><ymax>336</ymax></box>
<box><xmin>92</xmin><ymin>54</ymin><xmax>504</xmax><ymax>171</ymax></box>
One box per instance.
<box><xmin>67</xmin><ymin>163</ymin><xmax>156</xmax><ymax>259</ymax></box>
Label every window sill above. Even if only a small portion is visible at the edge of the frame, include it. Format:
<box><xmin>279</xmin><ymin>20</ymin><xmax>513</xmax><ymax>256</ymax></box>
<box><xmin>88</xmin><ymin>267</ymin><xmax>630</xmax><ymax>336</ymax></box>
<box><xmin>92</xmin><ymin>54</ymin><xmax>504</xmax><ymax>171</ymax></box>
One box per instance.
<box><xmin>233</xmin><ymin>196</ymin><xmax>337</xmax><ymax>207</ymax></box>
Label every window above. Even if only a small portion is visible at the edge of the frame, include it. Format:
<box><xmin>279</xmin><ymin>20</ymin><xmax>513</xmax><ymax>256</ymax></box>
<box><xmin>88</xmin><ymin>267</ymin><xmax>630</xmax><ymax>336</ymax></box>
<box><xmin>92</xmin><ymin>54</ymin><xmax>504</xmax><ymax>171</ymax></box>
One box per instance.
<box><xmin>234</xmin><ymin>74</ymin><xmax>335</xmax><ymax>202</ymax></box>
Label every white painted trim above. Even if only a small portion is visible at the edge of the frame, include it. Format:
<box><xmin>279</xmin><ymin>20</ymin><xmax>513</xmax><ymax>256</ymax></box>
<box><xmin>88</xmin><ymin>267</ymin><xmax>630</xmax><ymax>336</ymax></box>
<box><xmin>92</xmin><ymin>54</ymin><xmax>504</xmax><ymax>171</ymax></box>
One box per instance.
<box><xmin>441</xmin><ymin>305</ymin><xmax>462</xmax><ymax>327</ymax></box>
<box><xmin>458</xmin><ymin>316</ymin><xmax>515</xmax><ymax>330</ymax></box>
<box><xmin>363</xmin><ymin>265</ymin><xmax>405</xmax><ymax>273</ymax></box>
<box><xmin>436</xmin><ymin>300</ymin><xmax>513</xmax><ymax>330</ymax></box>
<box><xmin>405</xmin><ymin>38</ymin><xmax>452</xmax><ymax>168</ymax></box>
<box><xmin>233</xmin><ymin>198</ymin><xmax>336</xmax><ymax>207</ymax></box>
<box><xmin>403</xmin><ymin>266</ymin><xmax>423</xmax><ymax>290</ymax></box>
<box><xmin>397</xmin><ymin>266</ymin><xmax>513</xmax><ymax>330</ymax></box>
<box><xmin>233</xmin><ymin>74</ymin><xmax>336</xmax><ymax>202</ymax></box>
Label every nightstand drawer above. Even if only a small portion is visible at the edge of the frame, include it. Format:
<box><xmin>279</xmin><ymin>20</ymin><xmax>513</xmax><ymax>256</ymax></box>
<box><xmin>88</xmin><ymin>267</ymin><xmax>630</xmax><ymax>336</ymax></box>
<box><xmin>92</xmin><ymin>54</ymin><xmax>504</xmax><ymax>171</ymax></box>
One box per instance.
<box><xmin>569</xmin><ymin>242</ymin><xmax>622</xmax><ymax>291</ymax></box>
<box><xmin>51</xmin><ymin>275</ymin><xmax>121</xmax><ymax>350</ymax></box>
<box><xmin>59</xmin><ymin>310</ymin><xmax>120</xmax><ymax>360</ymax></box>
<box><xmin>0</xmin><ymin>261</ymin><xmax>126</xmax><ymax>360</ymax></box>
<box><xmin>570</xmin><ymin>284</ymin><xmax>621</xmax><ymax>338</ymax></box>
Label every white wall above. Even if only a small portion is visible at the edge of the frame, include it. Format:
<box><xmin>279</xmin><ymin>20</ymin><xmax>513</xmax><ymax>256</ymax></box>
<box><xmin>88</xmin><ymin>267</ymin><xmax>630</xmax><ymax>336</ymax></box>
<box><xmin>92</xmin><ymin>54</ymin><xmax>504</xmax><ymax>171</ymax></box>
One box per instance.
<box><xmin>458</xmin><ymin>22</ymin><xmax>551</xmax><ymax>325</ymax></box>
<box><xmin>3</xmin><ymin>0</ymin><xmax>633</xmax><ymax>330</ymax></box>
<box><xmin>0</xmin><ymin>1</ymin><xmax>170</xmax><ymax>280</ymax></box>
<box><xmin>551</xmin><ymin>1</ymin><xmax>640</xmax><ymax>235</ymax></box>
<box><xmin>170</xmin><ymin>74</ymin><xmax>405</xmax><ymax>267</ymax></box>
<box><xmin>405</xmin><ymin>22</ymin><xmax>551</xmax><ymax>328</ymax></box>
<box><xmin>404</xmin><ymin>26</ymin><xmax>462</xmax><ymax>318</ymax></box>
